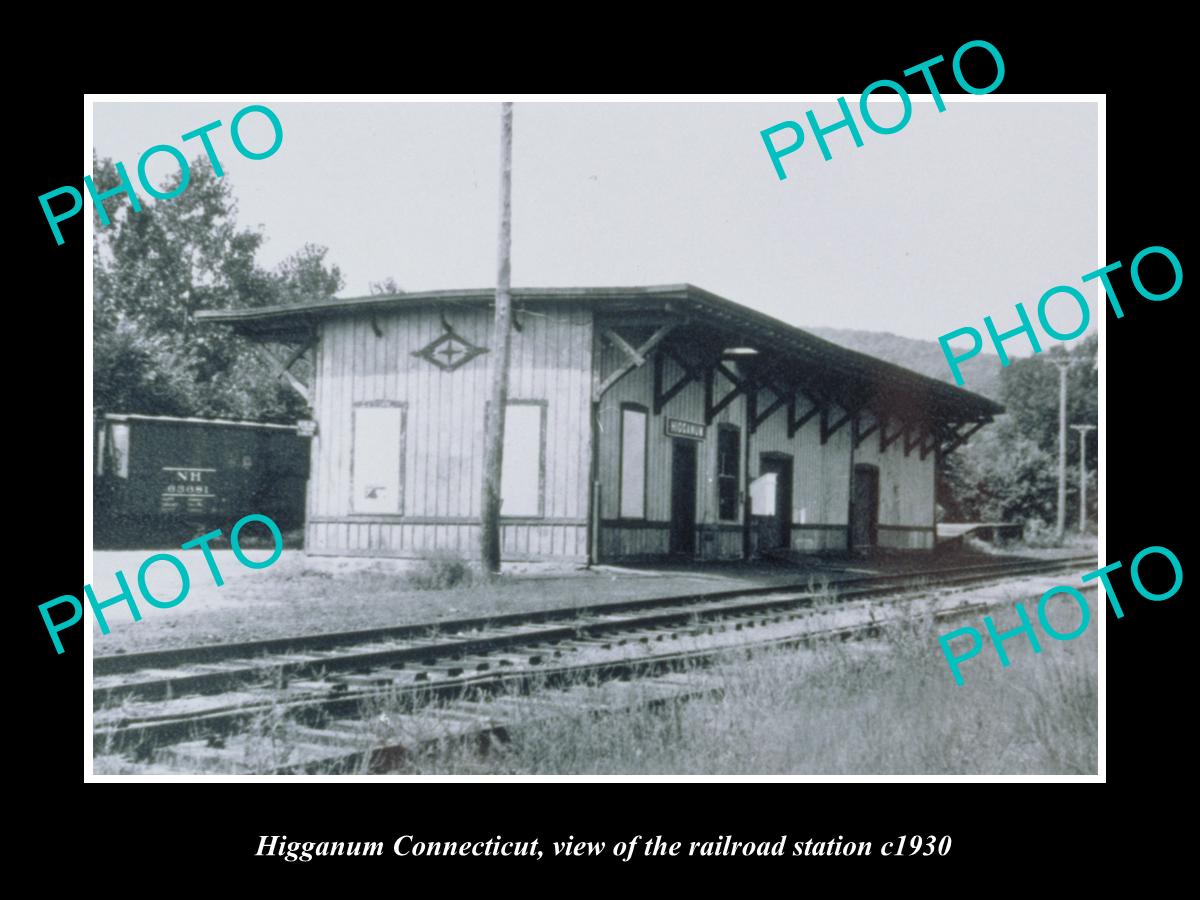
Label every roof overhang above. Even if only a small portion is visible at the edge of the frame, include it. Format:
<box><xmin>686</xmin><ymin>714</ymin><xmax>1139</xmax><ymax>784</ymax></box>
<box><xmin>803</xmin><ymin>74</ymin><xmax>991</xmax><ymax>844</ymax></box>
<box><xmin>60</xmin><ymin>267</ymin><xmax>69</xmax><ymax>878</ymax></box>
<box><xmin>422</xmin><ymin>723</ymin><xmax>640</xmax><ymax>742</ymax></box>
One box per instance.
<box><xmin>196</xmin><ymin>284</ymin><xmax>1003</xmax><ymax>423</ymax></box>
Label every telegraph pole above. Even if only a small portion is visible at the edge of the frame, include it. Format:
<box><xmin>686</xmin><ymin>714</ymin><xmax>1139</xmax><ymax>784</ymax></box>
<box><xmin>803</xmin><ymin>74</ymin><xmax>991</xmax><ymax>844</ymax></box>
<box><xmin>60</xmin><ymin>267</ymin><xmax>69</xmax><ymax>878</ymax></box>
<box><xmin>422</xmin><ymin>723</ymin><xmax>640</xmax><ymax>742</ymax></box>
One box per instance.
<box><xmin>481</xmin><ymin>102</ymin><xmax>514</xmax><ymax>575</ymax></box>
<box><xmin>1070</xmin><ymin>423</ymin><xmax>1096</xmax><ymax>533</ymax></box>
<box><xmin>1051</xmin><ymin>358</ymin><xmax>1071</xmax><ymax>542</ymax></box>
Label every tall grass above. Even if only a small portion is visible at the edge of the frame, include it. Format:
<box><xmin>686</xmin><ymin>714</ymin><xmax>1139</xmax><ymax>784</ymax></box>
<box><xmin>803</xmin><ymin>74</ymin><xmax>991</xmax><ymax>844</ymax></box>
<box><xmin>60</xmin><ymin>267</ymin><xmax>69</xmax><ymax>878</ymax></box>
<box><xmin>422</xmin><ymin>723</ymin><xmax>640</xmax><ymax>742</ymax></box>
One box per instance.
<box><xmin>95</xmin><ymin>588</ymin><xmax>1098</xmax><ymax>776</ymax></box>
<box><xmin>388</xmin><ymin>592</ymin><xmax>1097</xmax><ymax>776</ymax></box>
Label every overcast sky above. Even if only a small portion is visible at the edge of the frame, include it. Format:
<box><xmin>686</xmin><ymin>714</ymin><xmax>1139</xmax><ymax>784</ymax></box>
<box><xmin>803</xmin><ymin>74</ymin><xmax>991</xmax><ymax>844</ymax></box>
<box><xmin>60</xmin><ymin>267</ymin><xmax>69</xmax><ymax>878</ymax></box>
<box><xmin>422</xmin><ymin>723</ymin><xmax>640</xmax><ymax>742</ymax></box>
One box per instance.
<box><xmin>93</xmin><ymin>100</ymin><xmax>1098</xmax><ymax>353</ymax></box>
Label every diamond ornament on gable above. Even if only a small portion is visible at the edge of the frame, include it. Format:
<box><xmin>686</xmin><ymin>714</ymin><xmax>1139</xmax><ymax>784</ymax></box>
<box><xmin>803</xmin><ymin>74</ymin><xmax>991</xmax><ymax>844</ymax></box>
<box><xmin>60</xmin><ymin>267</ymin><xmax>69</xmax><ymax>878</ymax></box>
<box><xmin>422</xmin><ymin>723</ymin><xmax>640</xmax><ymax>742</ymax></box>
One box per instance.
<box><xmin>413</xmin><ymin>325</ymin><xmax>489</xmax><ymax>372</ymax></box>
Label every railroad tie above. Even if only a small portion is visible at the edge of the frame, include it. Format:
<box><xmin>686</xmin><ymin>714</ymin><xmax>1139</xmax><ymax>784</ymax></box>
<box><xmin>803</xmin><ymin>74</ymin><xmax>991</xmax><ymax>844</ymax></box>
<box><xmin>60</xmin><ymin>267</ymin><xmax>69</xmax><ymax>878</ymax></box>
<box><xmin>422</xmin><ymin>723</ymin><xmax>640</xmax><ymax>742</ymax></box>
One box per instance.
<box><xmin>328</xmin><ymin>673</ymin><xmax>401</xmax><ymax>688</ymax></box>
<box><xmin>396</xmin><ymin>663</ymin><xmax>451</xmax><ymax>682</ymax></box>
<box><xmin>287</xmin><ymin>725</ymin><xmax>380</xmax><ymax>748</ymax></box>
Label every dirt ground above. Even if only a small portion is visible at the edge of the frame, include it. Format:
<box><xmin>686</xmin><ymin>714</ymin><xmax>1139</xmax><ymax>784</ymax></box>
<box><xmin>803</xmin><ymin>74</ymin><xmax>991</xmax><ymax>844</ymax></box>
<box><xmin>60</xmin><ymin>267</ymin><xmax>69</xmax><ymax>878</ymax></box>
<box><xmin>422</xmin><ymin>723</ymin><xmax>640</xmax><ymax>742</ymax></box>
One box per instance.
<box><xmin>88</xmin><ymin>542</ymin><xmax>1095</xmax><ymax>656</ymax></box>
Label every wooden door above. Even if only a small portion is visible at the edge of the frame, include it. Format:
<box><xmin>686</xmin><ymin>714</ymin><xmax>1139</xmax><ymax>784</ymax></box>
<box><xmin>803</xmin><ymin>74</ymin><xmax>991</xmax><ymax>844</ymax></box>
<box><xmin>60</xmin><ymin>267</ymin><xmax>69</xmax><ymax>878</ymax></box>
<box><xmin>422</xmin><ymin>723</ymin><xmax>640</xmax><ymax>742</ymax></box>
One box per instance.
<box><xmin>669</xmin><ymin>439</ymin><xmax>697</xmax><ymax>555</ymax></box>
<box><xmin>851</xmin><ymin>463</ymin><xmax>880</xmax><ymax>549</ymax></box>
<box><xmin>757</xmin><ymin>454</ymin><xmax>793</xmax><ymax>550</ymax></box>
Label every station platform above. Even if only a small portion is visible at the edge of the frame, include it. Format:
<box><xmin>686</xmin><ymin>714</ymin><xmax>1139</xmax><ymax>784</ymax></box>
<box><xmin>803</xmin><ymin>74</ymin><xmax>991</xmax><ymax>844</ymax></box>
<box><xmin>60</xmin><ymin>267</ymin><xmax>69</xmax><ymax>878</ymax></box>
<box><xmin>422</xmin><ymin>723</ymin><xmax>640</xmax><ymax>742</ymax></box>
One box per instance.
<box><xmin>591</xmin><ymin>544</ymin><xmax>1052</xmax><ymax>590</ymax></box>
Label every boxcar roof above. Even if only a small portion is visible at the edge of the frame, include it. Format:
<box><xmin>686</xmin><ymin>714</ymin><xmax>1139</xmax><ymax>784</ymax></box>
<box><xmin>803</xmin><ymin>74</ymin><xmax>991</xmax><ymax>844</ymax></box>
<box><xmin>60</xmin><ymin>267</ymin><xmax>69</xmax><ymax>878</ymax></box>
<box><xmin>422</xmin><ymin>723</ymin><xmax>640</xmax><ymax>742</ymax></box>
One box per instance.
<box><xmin>196</xmin><ymin>284</ymin><xmax>1003</xmax><ymax>421</ymax></box>
<box><xmin>105</xmin><ymin>413</ymin><xmax>301</xmax><ymax>432</ymax></box>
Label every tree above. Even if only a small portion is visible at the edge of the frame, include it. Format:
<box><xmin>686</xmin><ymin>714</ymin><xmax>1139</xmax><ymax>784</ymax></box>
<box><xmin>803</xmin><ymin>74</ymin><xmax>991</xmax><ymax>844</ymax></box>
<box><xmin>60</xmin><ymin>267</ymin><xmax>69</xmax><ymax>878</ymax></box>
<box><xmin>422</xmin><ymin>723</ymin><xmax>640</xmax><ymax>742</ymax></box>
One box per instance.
<box><xmin>369</xmin><ymin>277</ymin><xmax>404</xmax><ymax>295</ymax></box>
<box><xmin>1000</xmin><ymin>335</ymin><xmax>1098</xmax><ymax>470</ymax></box>
<box><xmin>92</xmin><ymin>154</ymin><xmax>344</xmax><ymax>422</ymax></box>
<box><xmin>272</xmin><ymin>244</ymin><xmax>344</xmax><ymax>306</ymax></box>
<box><xmin>938</xmin><ymin>335</ymin><xmax>1098</xmax><ymax>529</ymax></box>
<box><xmin>939</xmin><ymin>419</ymin><xmax>1058</xmax><ymax>523</ymax></box>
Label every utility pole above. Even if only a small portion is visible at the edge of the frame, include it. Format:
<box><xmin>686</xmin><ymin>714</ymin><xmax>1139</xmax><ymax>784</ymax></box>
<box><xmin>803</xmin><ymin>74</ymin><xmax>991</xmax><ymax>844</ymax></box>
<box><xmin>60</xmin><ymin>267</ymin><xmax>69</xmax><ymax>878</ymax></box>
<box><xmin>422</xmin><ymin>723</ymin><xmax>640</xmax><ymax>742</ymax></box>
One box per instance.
<box><xmin>481</xmin><ymin>102</ymin><xmax>514</xmax><ymax>575</ymax></box>
<box><xmin>1070</xmin><ymin>424</ymin><xmax>1096</xmax><ymax>533</ymax></box>
<box><xmin>1051</xmin><ymin>358</ymin><xmax>1071</xmax><ymax>543</ymax></box>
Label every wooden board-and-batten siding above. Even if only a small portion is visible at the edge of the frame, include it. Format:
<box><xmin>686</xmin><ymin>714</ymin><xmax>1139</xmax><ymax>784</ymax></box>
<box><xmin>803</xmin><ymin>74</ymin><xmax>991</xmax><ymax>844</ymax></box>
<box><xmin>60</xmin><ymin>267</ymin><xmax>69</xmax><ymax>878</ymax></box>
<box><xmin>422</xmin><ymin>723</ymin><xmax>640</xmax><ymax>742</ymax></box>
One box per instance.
<box><xmin>748</xmin><ymin>390</ymin><xmax>854</xmax><ymax>553</ymax></box>
<box><xmin>305</xmin><ymin>303</ymin><xmax>592</xmax><ymax>561</ymax></box>
<box><xmin>853</xmin><ymin>410</ymin><xmax>937</xmax><ymax>550</ymax></box>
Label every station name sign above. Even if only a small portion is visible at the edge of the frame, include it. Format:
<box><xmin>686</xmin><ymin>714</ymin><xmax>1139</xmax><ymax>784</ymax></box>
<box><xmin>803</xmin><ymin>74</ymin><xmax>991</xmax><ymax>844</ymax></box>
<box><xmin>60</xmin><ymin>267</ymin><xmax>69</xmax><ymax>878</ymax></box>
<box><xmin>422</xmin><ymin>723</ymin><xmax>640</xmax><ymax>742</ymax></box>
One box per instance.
<box><xmin>665</xmin><ymin>418</ymin><xmax>706</xmax><ymax>440</ymax></box>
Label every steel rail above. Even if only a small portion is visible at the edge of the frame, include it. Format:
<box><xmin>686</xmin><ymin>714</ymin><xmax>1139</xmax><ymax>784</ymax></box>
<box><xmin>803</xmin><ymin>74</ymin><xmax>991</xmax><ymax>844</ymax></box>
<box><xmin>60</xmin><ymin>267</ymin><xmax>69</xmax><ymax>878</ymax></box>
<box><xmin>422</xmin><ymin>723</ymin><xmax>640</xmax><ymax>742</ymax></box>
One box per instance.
<box><xmin>93</xmin><ymin>555</ymin><xmax>1092</xmax><ymax>707</ymax></box>
<box><xmin>94</xmin><ymin>557</ymin><xmax>1089</xmax><ymax>756</ymax></box>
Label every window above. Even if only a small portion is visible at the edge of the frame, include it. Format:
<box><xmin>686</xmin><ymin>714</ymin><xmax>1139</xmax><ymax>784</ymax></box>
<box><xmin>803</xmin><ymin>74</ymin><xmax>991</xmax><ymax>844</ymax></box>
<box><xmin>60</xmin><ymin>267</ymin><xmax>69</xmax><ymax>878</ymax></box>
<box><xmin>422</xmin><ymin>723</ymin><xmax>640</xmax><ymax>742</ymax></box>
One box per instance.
<box><xmin>500</xmin><ymin>402</ymin><xmax>545</xmax><ymax>517</ymax></box>
<box><xmin>352</xmin><ymin>404</ymin><xmax>405</xmax><ymax>513</ymax></box>
<box><xmin>717</xmin><ymin>426</ymin><xmax>740</xmax><ymax>520</ymax></box>
<box><xmin>619</xmin><ymin>405</ymin><xmax>648</xmax><ymax>519</ymax></box>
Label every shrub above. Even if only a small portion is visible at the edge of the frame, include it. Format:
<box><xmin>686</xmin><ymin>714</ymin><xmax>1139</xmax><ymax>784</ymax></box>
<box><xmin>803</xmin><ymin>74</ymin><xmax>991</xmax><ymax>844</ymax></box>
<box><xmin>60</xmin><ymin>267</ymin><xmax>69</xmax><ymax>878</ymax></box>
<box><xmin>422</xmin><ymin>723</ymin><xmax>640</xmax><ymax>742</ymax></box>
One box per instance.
<box><xmin>405</xmin><ymin>551</ymin><xmax>476</xmax><ymax>591</ymax></box>
<box><xmin>1020</xmin><ymin>519</ymin><xmax>1059</xmax><ymax>548</ymax></box>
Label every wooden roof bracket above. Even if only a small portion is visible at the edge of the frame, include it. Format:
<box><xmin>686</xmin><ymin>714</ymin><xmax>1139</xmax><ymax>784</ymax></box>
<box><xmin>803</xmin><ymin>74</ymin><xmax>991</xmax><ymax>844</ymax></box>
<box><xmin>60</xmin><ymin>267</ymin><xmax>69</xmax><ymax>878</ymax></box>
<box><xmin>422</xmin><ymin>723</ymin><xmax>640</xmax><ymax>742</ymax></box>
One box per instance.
<box><xmin>254</xmin><ymin>331</ymin><xmax>317</xmax><ymax>405</ymax></box>
<box><xmin>939</xmin><ymin>419</ymin><xmax>990</xmax><ymax>457</ymax></box>
<box><xmin>748</xmin><ymin>383</ymin><xmax>789</xmax><ymax>434</ymax></box>
<box><xmin>593</xmin><ymin>322</ymin><xmax>679</xmax><ymax>402</ymax></box>
<box><xmin>653</xmin><ymin>344</ymin><xmax>706</xmax><ymax>414</ymax></box>
<box><xmin>853</xmin><ymin>411</ymin><xmax>881</xmax><ymax>449</ymax></box>
<box><xmin>820</xmin><ymin>401</ymin><xmax>857</xmax><ymax>445</ymax></box>
<box><xmin>920</xmin><ymin>426</ymin><xmax>943</xmax><ymax>460</ymax></box>
<box><xmin>704</xmin><ymin>360</ymin><xmax>751</xmax><ymax>425</ymax></box>
<box><xmin>787</xmin><ymin>391</ymin><xmax>823</xmax><ymax>438</ymax></box>
<box><xmin>880</xmin><ymin>415</ymin><xmax>907</xmax><ymax>453</ymax></box>
<box><xmin>903</xmin><ymin>423</ymin><xmax>925</xmax><ymax>457</ymax></box>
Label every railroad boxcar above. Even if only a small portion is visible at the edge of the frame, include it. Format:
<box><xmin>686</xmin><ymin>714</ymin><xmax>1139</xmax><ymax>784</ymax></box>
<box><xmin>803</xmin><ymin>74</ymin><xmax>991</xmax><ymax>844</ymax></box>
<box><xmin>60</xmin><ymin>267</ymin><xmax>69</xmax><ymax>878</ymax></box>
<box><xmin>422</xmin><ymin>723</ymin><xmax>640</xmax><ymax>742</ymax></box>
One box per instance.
<box><xmin>94</xmin><ymin>413</ymin><xmax>311</xmax><ymax>547</ymax></box>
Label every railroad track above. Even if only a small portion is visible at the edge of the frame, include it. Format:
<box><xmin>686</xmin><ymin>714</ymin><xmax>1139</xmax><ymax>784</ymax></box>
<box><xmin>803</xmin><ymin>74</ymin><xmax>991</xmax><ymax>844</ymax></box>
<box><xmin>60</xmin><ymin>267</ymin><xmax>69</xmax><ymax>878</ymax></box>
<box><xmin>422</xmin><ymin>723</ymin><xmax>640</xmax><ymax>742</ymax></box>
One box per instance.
<box><xmin>93</xmin><ymin>555</ymin><xmax>1092</xmax><ymax>773</ymax></box>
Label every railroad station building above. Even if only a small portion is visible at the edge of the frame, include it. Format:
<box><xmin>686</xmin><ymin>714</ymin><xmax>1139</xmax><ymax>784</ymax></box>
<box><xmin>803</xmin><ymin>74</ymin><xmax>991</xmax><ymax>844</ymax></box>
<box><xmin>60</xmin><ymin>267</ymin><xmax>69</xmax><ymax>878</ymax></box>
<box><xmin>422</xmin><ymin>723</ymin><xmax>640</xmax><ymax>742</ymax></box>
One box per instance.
<box><xmin>199</xmin><ymin>285</ymin><xmax>1002</xmax><ymax>564</ymax></box>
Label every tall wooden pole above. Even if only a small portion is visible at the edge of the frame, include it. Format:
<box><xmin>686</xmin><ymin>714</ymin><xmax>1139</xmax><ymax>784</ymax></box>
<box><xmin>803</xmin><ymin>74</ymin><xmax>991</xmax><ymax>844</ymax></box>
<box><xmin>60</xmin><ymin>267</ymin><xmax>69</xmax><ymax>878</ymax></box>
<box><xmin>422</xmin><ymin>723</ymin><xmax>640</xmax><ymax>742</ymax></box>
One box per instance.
<box><xmin>1071</xmin><ymin>423</ymin><xmax>1096</xmax><ymax>533</ymax></box>
<box><xmin>481</xmin><ymin>102</ymin><xmax>514</xmax><ymax>575</ymax></box>
<box><xmin>1052</xmin><ymin>359</ymin><xmax>1070</xmax><ymax>542</ymax></box>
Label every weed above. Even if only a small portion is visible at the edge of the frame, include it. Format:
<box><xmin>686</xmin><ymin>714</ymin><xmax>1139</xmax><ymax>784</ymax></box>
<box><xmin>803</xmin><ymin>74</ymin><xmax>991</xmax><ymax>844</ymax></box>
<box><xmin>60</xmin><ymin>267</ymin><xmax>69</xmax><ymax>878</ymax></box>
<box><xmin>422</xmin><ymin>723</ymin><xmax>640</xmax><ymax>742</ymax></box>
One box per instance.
<box><xmin>405</xmin><ymin>551</ymin><xmax>477</xmax><ymax>591</ymax></box>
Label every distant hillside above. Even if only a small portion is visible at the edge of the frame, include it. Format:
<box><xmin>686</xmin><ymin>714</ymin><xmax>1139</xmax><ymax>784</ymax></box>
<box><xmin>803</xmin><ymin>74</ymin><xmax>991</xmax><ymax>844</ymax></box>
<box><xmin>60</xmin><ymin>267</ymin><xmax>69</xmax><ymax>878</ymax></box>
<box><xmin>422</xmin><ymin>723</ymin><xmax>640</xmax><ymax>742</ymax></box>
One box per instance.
<box><xmin>804</xmin><ymin>327</ymin><xmax>1004</xmax><ymax>403</ymax></box>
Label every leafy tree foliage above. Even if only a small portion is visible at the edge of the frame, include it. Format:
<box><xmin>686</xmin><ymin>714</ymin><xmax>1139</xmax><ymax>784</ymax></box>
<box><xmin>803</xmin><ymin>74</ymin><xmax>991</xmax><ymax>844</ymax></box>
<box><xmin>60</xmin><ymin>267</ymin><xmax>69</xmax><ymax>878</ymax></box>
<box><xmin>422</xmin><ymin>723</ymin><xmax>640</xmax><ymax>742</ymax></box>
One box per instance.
<box><xmin>939</xmin><ymin>336</ymin><xmax>1098</xmax><ymax>529</ymax></box>
<box><xmin>93</xmin><ymin>155</ymin><xmax>344</xmax><ymax>422</ymax></box>
<box><xmin>938</xmin><ymin>419</ymin><xmax>1058</xmax><ymax>523</ymax></box>
<box><xmin>999</xmin><ymin>336</ymin><xmax>1098</xmax><ymax>471</ymax></box>
<box><xmin>369</xmin><ymin>276</ymin><xmax>404</xmax><ymax>295</ymax></box>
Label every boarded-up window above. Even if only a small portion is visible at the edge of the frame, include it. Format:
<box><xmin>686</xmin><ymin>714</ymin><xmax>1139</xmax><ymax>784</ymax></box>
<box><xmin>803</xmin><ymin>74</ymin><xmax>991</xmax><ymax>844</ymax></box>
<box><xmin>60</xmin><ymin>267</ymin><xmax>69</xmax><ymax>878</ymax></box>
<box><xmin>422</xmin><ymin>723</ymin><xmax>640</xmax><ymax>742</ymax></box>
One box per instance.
<box><xmin>501</xmin><ymin>402</ymin><xmax>545</xmax><ymax>517</ymax></box>
<box><xmin>619</xmin><ymin>405</ymin><xmax>647</xmax><ymax>519</ymax></box>
<box><xmin>352</xmin><ymin>404</ymin><xmax>405</xmax><ymax>513</ymax></box>
<box><xmin>717</xmin><ymin>426</ymin><xmax>739</xmax><ymax>520</ymax></box>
